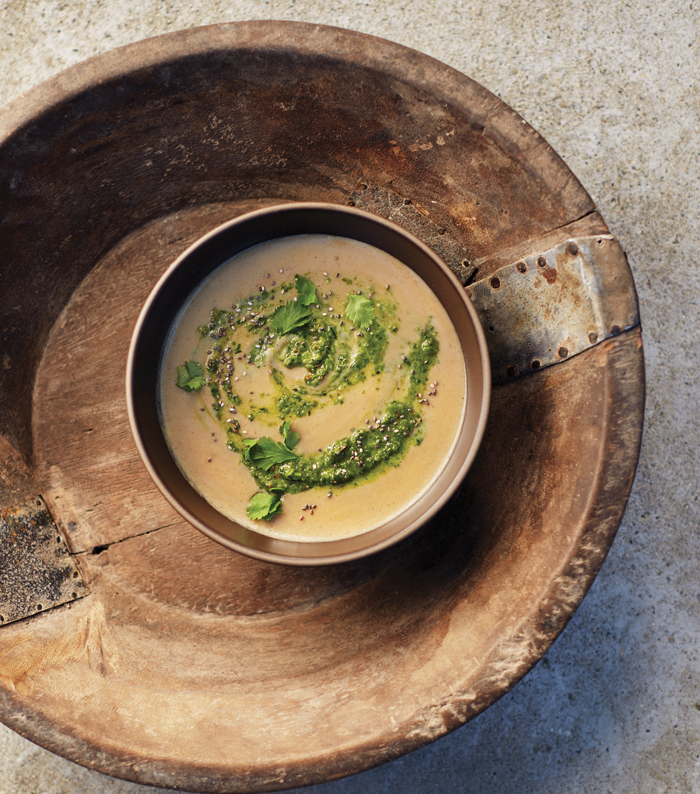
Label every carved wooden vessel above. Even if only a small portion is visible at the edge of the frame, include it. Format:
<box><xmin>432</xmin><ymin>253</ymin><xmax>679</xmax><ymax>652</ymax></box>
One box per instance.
<box><xmin>0</xmin><ymin>22</ymin><xmax>643</xmax><ymax>792</ymax></box>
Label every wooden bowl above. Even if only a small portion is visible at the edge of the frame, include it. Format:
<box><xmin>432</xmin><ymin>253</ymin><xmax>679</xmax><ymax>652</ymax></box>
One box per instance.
<box><xmin>127</xmin><ymin>203</ymin><xmax>490</xmax><ymax>564</ymax></box>
<box><xmin>0</xmin><ymin>21</ymin><xmax>643</xmax><ymax>792</ymax></box>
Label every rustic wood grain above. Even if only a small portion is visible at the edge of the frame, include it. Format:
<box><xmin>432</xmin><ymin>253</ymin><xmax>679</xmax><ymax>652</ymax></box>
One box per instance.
<box><xmin>0</xmin><ymin>22</ymin><xmax>643</xmax><ymax>792</ymax></box>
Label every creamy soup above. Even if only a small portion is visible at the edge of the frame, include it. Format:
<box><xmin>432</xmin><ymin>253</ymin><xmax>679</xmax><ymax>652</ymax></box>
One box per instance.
<box><xmin>159</xmin><ymin>235</ymin><xmax>466</xmax><ymax>541</ymax></box>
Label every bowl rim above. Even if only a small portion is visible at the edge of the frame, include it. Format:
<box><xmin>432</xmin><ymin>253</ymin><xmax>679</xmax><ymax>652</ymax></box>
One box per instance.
<box><xmin>126</xmin><ymin>202</ymin><xmax>491</xmax><ymax>565</ymax></box>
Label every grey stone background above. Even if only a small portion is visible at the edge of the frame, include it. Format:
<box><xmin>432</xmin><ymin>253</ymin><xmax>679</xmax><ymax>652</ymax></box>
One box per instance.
<box><xmin>0</xmin><ymin>1</ymin><xmax>698</xmax><ymax>792</ymax></box>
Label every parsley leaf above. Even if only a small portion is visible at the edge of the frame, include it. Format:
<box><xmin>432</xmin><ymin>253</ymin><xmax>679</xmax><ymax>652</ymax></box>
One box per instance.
<box><xmin>344</xmin><ymin>294</ymin><xmax>375</xmax><ymax>328</ymax></box>
<box><xmin>175</xmin><ymin>360</ymin><xmax>205</xmax><ymax>391</ymax></box>
<box><xmin>244</xmin><ymin>437</ymin><xmax>299</xmax><ymax>471</ymax></box>
<box><xmin>279</xmin><ymin>420</ymin><xmax>300</xmax><ymax>450</ymax></box>
<box><xmin>247</xmin><ymin>491</ymin><xmax>283</xmax><ymax>520</ymax></box>
<box><xmin>295</xmin><ymin>274</ymin><xmax>318</xmax><ymax>306</ymax></box>
<box><xmin>269</xmin><ymin>300</ymin><xmax>312</xmax><ymax>335</ymax></box>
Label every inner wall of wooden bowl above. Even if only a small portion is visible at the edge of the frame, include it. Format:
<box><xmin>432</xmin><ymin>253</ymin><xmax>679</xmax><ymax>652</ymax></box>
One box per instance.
<box><xmin>0</xmin><ymin>27</ymin><xmax>640</xmax><ymax>788</ymax></box>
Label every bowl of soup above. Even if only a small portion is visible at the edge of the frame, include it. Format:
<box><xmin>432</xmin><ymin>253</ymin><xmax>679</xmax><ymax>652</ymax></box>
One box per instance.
<box><xmin>127</xmin><ymin>203</ymin><xmax>490</xmax><ymax>564</ymax></box>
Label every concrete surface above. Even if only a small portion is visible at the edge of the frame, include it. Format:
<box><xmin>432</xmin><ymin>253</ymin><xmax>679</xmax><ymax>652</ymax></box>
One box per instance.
<box><xmin>0</xmin><ymin>1</ymin><xmax>698</xmax><ymax>792</ymax></box>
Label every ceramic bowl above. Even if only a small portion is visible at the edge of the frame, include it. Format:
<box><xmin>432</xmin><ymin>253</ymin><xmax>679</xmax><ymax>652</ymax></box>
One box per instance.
<box><xmin>127</xmin><ymin>202</ymin><xmax>490</xmax><ymax>564</ymax></box>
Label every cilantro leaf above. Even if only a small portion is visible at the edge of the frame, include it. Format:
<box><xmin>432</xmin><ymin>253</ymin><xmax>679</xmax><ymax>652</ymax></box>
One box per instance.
<box><xmin>176</xmin><ymin>360</ymin><xmax>205</xmax><ymax>391</ymax></box>
<box><xmin>279</xmin><ymin>420</ymin><xmax>300</xmax><ymax>450</ymax></box>
<box><xmin>269</xmin><ymin>300</ymin><xmax>312</xmax><ymax>335</ymax></box>
<box><xmin>242</xmin><ymin>438</ymin><xmax>258</xmax><ymax>461</ymax></box>
<box><xmin>244</xmin><ymin>437</ymin><xmax>299</xmax><ymax>471</ymax></box>
<box><xmin>344</xmin><ymin>294</ymin><xmax>375</xmax><ymax>328</ymax></box>
<box><xmin>295</xmin><ymin>274</ymin><xmax>318</xmax><ymax>306</ymax></box>
<box><xmin>247</xmin><ymin>491</ymin><xmax>283</xmax><ymax>520</ymax></box>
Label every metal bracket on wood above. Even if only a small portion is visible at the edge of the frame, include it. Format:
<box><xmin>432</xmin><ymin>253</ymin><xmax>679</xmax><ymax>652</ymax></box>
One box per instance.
<box><xmin>465</xmin><ymin>235</ymin><xmax>640</xmax><ymax>385</ymax></box>
<box><xmin>0</xmin><ymin>496</ymin><xmax>88</xmax><ymax>626</ymax></box>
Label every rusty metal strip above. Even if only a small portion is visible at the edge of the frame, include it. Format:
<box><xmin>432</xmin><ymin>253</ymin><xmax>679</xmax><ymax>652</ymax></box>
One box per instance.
<box><xmin>0</xmin><ymin>496</ymin><xmax>88</xmax><ymax>625</ymax></box>
<box><xmin>465</xmin><ymin>235</ymin><xmax>640</xmax><ymax>384</ymax></box>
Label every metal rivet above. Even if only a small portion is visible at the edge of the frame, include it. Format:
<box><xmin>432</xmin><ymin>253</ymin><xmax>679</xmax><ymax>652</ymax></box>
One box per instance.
<box><xmin>490</xmin><ymin>276</ymin><xmax>501</xmax><ymax>289</ymax></box>
<box><xmin>567</xmin><ymin>242</ymin><xmax>578</xmax><ymax>255</ymax></box>
<box><xmin>558</xmin><ymin>347</ymin><xmax>569</xmax><ymax>358</ymax></box>
<box><xmin>71</xmin><ymin>592</ymin><xmax>77</xmax><ymax>599</ymax></box>
<box><xmin>36</xmin><ymin>604</ymin><xmax>42</xmax><ymax>611</ymax></box>
<box><xmin>611</xmin><ymin>325</ymin><xmax>621</xmax><ymax>335</ymax></box>
<box><xmin>505</xmin><ymin>364</ymin><xmax>517</xmax><ymax>377</ymax></box>
<box><xmin>589</xmin><ymin>332</ymin><xmax>598</xmax><ymax>344</ymax></box>
<box><xmin>517</xmin><ymin>261</ymin><xmax>527</xmax><ymax>273</ymax></box>
<box><xmin>537</xmin><ymin>256</ymin><xmax>547</xmax><ymax>268</ymax></box>
<box><xmin>531</xmin><ymin>359</ymin><xmax>542</xmax><ymax>370</ymax></box>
